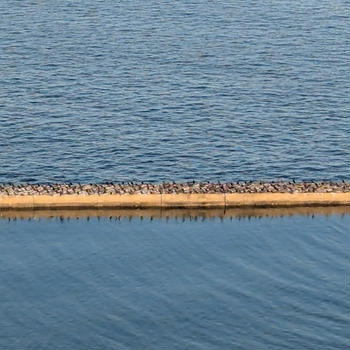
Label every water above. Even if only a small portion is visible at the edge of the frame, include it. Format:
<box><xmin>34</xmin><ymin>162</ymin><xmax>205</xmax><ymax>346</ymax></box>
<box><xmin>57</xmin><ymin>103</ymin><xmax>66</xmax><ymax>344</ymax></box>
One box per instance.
<box><xmin>0</xmin><ymin>212</ymin><xmax>348</xmax><ymax>349</ymax></box>
<box><xmin>0</xmin><ymin>0</ymin><xmax>349</xmax><ymax>183</ymax></box>
<box><xmin>1</xmin><ymin>1</ymin><xmax>349</xmax><ymax>348</ymax></box>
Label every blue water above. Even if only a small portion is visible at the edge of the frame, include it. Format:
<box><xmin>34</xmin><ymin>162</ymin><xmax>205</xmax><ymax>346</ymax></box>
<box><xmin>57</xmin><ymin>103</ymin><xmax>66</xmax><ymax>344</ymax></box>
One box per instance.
<box><xmin>0</xmin><ymin>213</ymin><xmax>349</xmax><ymax>349</ymax></box>
<box><xmin>1</xmin><ymin>1</ymin><xmax>349</xmax><ymax>348</ymax></box>
<box><xmin>0</xmin><ymin>0</ymin><xmax>349</xmax><ymax>183</ymax></box>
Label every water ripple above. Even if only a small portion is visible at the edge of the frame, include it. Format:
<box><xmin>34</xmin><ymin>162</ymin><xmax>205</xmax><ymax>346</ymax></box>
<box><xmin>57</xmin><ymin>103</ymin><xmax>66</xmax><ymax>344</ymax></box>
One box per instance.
<box><xmin>0</xmin><ymin>0</ymin><xmax>349</xmax><ymax>183</ymax></box>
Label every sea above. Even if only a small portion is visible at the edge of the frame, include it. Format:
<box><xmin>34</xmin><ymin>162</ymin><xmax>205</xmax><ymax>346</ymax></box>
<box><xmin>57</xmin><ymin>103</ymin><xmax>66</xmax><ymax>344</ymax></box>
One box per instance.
<box><xmin>0</xmin><ymin>0</ymin><xmax>349</xmax><ymax>349</ymax></box>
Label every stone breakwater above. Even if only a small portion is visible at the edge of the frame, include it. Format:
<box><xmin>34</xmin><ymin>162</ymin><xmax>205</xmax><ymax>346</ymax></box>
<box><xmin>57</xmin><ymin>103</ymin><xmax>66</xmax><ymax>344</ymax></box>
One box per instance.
<box><xmin>1</xmin><ymin>182</ymin><xmax>349</xmax><ymax>209</ymax></box>
<box><xmin>0</xmin><ymin>181</ymin><xmax>349</xmax><ymax>196</ymax></box>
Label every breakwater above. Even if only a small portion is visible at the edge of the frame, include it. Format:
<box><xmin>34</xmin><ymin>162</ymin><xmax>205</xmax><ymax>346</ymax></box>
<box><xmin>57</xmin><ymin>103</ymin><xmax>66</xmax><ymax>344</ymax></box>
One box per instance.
<box><xmin>1</xmin><ymin>181</ymin><xmax>349</xmax><ymax>195</ymax></box>
<box><xmin>0</xmin><ymin>182</ymin><xmax>349</xmax><ymax>209</ymax></box>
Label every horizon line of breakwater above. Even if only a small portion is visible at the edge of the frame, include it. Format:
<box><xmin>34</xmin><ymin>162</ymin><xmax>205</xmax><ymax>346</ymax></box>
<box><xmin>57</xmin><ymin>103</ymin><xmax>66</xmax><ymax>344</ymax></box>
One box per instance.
<box><xmin>0</xmin><ymin>181</ymin><xmax>349</xmax><ymax>196</ymax></box>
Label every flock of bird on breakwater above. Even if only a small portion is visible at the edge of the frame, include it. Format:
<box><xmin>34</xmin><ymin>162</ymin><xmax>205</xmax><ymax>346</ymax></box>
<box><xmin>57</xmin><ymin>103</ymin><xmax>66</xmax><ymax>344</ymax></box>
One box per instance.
<box><xmin>0</xmin><ymin>181</ymin><xmax>349</xmax><ymax>196</ymax></box>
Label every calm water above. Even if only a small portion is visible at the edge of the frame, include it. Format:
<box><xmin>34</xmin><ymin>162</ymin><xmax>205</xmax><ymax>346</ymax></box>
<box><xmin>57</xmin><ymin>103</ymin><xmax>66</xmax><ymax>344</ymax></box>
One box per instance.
<box><xmin>0</xmin><ymin>0</ymin><xmax>349</xmax><ymax>183</ymax></box>
<box><xmin>1</xmin><ymin>1</ymin><xmax>349</xmax><ymax>349</ymax></box>
<box><xmin>0</xmin><ymin>213</ymin><xmax>349</xmax><ymax>349</ymax></box>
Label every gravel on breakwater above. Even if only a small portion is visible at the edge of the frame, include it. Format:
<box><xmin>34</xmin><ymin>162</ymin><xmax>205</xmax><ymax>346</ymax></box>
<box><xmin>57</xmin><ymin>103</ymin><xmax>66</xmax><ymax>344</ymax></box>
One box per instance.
<box><xmin>0</xmin><ymin>181</ymin><xmax>349</xmax><ymax>196</ymax></box>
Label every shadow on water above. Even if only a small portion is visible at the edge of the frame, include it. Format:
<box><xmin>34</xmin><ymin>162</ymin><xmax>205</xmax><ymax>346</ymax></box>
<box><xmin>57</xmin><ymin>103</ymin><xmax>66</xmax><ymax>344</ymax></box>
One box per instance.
<box><xmin>0</xmin><ymin>206</ymin><xmax>348</xmax><ymax>221</ymax></box>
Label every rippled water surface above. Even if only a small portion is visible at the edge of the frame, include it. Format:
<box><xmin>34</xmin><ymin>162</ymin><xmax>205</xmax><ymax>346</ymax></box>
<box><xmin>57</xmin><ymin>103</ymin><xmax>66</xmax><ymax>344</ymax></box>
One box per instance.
<box><xmin>0</xmin><ymin>0</ymin><xmax>349</xmax><ymax>182</ymax></box>
<box><xmin>0</xmin><ymin>213</ymin><xmax>349</xmax><ymax>349</ymax></box>
<box><xmin>1</xmin><ymin>3</ymin><xmax>349</xmax><ymax>348</ymax></box>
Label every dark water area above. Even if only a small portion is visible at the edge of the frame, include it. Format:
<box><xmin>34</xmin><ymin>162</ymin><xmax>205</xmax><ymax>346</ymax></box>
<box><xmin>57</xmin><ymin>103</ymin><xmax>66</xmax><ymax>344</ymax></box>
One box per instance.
<box><xmin>0</xmin><ymin>0</ymin><xmax>349</xmax><ymax>183</ymax></box>
<box><xmin>0</xmin><ymin>213</ymin><xmax>349</xmax><ymax>349</ymax></box>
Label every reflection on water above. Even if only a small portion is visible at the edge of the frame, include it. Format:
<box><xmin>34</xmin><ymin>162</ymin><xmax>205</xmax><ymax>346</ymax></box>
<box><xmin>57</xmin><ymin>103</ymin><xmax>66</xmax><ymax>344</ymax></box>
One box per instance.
<box><xmin>0</xmin><ymin>212</ymin><xmax>349</xmax><ymax>349</ymax></box>
<box><xmin>0</xmin><ymin>206</ymin><xmax>349</xmax><ymax>221</ymax></box>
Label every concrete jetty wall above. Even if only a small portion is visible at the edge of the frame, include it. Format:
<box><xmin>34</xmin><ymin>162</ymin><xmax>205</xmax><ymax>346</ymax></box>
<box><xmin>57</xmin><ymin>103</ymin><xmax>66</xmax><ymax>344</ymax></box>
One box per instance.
<box><xmin>0</xmin><ymin>192</ymin><xmax>349</xmax><ymax>209</ymax></box>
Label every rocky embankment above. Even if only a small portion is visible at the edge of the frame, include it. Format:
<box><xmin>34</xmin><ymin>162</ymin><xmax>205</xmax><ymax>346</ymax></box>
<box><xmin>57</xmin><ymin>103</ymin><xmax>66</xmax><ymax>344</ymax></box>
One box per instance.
<box><xmin>0</xmin><ymin>181</ymin><xmax>349</xmax><ymax>196</ymax></box>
